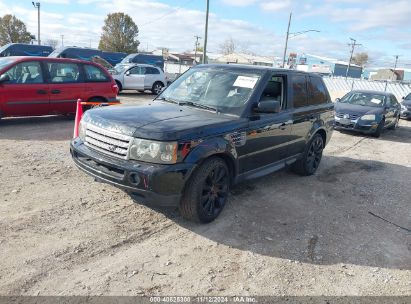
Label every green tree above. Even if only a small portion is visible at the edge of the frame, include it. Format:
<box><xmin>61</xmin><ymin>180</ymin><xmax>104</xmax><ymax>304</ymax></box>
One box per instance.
<box><xmin>98</xmin><ymin>12</ymin><xmax>140</xmax><ymax>53</ymax></box>
<box><xmin>0</xmin><ymin>14</ymin><xmax>32</xmax><ymax>45</ymax></box>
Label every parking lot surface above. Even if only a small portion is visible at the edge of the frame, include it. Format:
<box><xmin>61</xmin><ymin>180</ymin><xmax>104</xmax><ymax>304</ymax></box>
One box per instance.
<box><xmin>0</xmin><ymin>91</ymin><xmax>410</xmax><ymax>296</ymax></box>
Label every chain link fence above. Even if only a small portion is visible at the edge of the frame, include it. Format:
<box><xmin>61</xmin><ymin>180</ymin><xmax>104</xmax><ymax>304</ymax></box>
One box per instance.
<box><xmin>323</xmin><ymin>76</ymin><xmax>411</xmax><ymax>101</ymax></box>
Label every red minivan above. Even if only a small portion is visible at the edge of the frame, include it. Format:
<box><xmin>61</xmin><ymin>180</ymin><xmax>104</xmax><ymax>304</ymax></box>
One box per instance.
<box><xmin>0</xmin><ymin>56</ymin><xmax>119</xmax><ymax>119</ymax></box>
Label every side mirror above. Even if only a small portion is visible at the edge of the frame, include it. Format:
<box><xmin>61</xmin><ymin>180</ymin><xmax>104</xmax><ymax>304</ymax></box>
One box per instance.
<box><xmin>335</xmin><ymin>98</ymin><xmax>341</xmax><ymax>103</ymax></box>
<box><xmin>0</xmin><ymin>74</ymin><xmax>10</xmax><ymax>84</ymax></box>
<box><xmin>402</xmin><ymin>96</ymin><xmax>405</xmax><ymax>100</ymax></box>
<box><xmin>125</xmin><ymin>71</ymin><xmax>130</xmax><ymax>76</ymax></box>
<box><xmin>255</xmin><ymin>100</ymin><xmax>281</xmax><ymax>113</ymax></box>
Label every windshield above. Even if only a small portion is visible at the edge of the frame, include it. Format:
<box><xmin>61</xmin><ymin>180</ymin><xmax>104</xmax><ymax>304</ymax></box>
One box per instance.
<box><xmin>339</xmin><ymin>92</ymin><xmax>386</xmax><ymax>107</ymax></box>
<box><xmin>121</xmin><ymin>54</ymin><xmax>135</xmax><ymax>63</ymax></box>
<box><xmin>158</xmin><ymin>67</ymin><xmax>262</xmax><ymax>115</ymax></box>
<box><xmin>0</xmin><ymin>57</ymin><xmax>15</xmax><ymax>70</ymax></box>
<box><xmin>113</xmin><ymin>64</ymin><xmax>130</xmax><ymax>74</ymax></box>
<box><xmin>405</xmin><ymin>93</ymin><xmax>411</xmax><ymax>101</ymax></box>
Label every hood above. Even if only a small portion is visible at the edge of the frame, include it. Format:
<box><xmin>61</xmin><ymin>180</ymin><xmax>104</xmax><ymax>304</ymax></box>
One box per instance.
<box><xmin>402</xmin><ymin>99</ymin><xmax>411</xmax><ymax>107</ymax></box>
<box><xmin>83</xmin><ymin>102</ymin><xmax>243</xmax><ymax>141</ymax></box>
<box><xmin>335</xmin><ymin>102</ymin><xmax>384</xmax><ymax>116</ymax></box>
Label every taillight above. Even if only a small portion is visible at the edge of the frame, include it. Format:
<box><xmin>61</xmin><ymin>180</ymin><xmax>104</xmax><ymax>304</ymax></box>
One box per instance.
<box><xmin>112</xmin><ymin>83</ymin><xmax>119</xmax><ymax>94</ymax></box>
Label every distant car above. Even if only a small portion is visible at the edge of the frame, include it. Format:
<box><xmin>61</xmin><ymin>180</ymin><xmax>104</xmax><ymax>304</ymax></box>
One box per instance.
<box><xmin>0</xmin><ymin>43</ymin><xmax>53</xmax><ymax>57</ymax></box>
<box><xmin>0</xmin><ymin>56</ymin><xmax>119</xmax><ymax>119</ymax></box>
<box><xmin>111</xmin><ymin>64</ymin><xmax>166</xmax><ymax>95</ymax></box>
<box><xmin>334</xmin><ymin>90</ymin><xmax>401</xmax><ymax>137</ymax></box>
<box><xmin>120</xmin><ymin>53</ymin><xmax>164</xmax><ymax>70</ymax></box>
<box><xmin>400</xmin><ymin>93</ymin><xmax>411</xmax><ymax>119</ymax></box>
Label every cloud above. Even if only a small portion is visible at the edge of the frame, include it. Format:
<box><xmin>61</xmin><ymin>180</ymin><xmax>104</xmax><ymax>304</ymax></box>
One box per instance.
<box><xmin>221</xmin><ymin>0</ymin><xmax>257</xmax><ymax>6</ymax></box>
<box><xmin>260</xmin><ymin>0</ymin><xmax>291</xmax><ymax>12</ymax></box>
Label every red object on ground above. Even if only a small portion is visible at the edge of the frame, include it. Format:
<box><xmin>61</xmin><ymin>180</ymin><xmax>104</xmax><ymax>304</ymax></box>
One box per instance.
<box><xmin>73</xmin><ymin>99</ymin><xmax>83</xmax><ymax>138</ymax></box>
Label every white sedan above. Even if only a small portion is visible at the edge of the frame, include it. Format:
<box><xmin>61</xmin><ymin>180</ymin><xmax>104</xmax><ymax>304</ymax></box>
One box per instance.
<box><xmin>111</xmin><ymin>63</ymin><xmax>166</xmax><ymax>95</ymax></box>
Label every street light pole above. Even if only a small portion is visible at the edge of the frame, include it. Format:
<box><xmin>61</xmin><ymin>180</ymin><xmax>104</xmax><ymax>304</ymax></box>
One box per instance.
<box><xmin>203</xmin><ymin>0</ymin><xmax>209</xmax><ymax>64</ymax></box>
<box><xmin>32</xmin><ymin>2</ymin><xmax>41</xmax><ymax>45</ymax></box>
<box><xmin>282</xmin><ymin>12</ymin><xmax>292</xmax><ymax>68</ymax></box>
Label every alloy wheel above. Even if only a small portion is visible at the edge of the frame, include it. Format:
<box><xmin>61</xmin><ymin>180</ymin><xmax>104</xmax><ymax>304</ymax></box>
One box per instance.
<box><xmin>306</xmin><ymin>136</ymin><xmax>323</xmax><ymax>173</ymax></box>
<box><xmin>200</xmin><ymin>165</ymin><xmax>229</xmax><ymax>216</ymax></box>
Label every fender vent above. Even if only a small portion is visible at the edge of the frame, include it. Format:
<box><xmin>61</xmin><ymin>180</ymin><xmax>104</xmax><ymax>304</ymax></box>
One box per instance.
<box><xmin>229</xmin><ymin>132</ymin><xmax>246</xmax><ymax>147</ymax></box>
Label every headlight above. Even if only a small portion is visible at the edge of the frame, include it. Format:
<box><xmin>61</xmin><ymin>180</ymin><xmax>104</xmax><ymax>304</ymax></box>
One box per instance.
<box><xmin>129</xmin><ymin>138</ymin><xmax>177</xmax><ymax>164</ymax></box>
<box><xmin>361</xmin><ymin>114</ymin><xmax>376</xmax><ymax>121</ymax></box>
<box><xmin>79</xmin><ymin>120</ymin><xmax>87</xmax><ymax>140</ymax></box>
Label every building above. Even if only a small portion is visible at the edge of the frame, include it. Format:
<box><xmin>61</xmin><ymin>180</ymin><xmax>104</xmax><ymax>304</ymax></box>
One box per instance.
<box><xmin>214</xmin><ymin>53</ymin><xmax>274</xmax><ymax>67</ymax></box>
<box><xmin>363</xmin><ymin>67</ymin><xmax>411</xmax><ymax>81</ymax></box>
<box><xmin>295</xmin><ymin>54</ymin><xmax>363</xmax><ymax>78</ymax></box>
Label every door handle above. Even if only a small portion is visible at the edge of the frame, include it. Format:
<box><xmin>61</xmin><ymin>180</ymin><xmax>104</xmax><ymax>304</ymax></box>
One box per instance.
<box><xmin>37</xmin><ymin>89</ymin><xmax>47</xmax><ymax>95</ymax></box>
<box><xmin>279</xmin><ymin>120</ymin><xmax>293</xmax><ymax>130</ymax></box>
<box><xmin>51</xmin><ymin>89</ymin><xmax>61</xmax><ymax>94</ymax></box>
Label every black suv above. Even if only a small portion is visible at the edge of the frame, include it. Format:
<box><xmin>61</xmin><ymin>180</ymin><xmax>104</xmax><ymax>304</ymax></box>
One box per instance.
<box><xmin>71</xmin><ymin>65</ymin><xmax>334</xmax><ymax>223</ymax></box>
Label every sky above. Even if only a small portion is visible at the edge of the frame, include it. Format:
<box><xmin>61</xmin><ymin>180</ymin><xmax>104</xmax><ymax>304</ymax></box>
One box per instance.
<box><xmin>0</xmin><ymin>0</ymin><xmax>410</xmax><ymax>67</ymax></box>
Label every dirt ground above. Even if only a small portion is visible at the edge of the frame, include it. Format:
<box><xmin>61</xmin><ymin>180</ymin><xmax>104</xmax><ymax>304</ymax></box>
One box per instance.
<box><xmin>0</xmin><ymin>91</ymin><xmax>410</xmax><ymax>296</ymax></box>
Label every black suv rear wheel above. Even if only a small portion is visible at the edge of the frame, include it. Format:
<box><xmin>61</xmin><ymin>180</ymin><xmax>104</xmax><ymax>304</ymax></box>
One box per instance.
<box><xmin>180</xmin><ymin>157</ymin><xmax>230</xmax><ymax>223</ymax></box>
<box><xmin>292</xmin><ymin>133</ymin><xmax>324</xmax><ymax>176</ymax></box>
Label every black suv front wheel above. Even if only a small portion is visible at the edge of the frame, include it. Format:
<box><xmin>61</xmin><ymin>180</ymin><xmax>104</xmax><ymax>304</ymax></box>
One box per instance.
<box><xmin>292</xmin><ymin>133</ymin><xmax>324</xmax><ymax>176</ymax></box>
<box><xmin>180</xmin><ymin>157</ymin><xmax>230</xmax><ymax>223</ymax></box>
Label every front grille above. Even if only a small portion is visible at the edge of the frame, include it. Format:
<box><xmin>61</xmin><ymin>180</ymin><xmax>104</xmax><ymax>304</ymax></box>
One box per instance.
<box><xmin>335</xmin><ymin>122</ymin><xmax>355</xmax><ymax>129</ymax></box>
<box><xmin>336</xmin><ymin>112</ymin><xmax>360</xmax><ymax>120</ymax></box>
<box><xmin>84</xmin><ymin>124</ymin><xmax>131</xmax><ymax>159</ymax></box>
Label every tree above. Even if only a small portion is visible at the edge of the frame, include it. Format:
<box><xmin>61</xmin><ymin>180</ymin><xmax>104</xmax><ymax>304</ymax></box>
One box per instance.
<box><xmin>0</xmin><ymin>14</ymin><xmax>32</xmax><ymax>45</ymax></box>
<box><xmin>219</xmin><ymin>38</ymin><xmax>237</xmax><ymax>55</ymax></box>
<box><xmin>351</xmin><ymin>52</ymin><xmax>369</xmax><ymax>67</ymax></box>
<box><xmin>44</xmin><ymin>38</ymin><xmax>58</xmax><ymax>49</ymax></box>
<box><xmin>98</xmin><ymin>12</ymin><xmax>140</xmax><ymax>53</ymax></box>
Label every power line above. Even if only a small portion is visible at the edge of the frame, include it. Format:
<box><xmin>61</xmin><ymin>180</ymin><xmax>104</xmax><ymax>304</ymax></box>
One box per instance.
<box><xmin>345</xmin><ymin>37</ymin><xmax>362</xmax><ymax>78</ymax></box>
<box><xmin>139</xmin><ymin>0</ymin><xmax>194</xmax><ymax>28</ymax></box>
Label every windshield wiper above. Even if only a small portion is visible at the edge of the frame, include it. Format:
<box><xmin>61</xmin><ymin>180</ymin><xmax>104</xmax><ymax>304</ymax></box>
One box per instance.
<box><xmin>184</xmin><ymin>101</ymin><xmax>218</xmax><ymax>113</ymax></box>
<box><xmin>155</xmin><ymin>96</ymin><xmax>183</xmax><ymax>105</ymax></box>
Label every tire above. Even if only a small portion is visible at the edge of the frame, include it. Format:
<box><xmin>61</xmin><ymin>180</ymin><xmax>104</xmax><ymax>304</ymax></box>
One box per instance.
<box><xmin>84</xmin><ymin>97</ymin><xmax>106</xmax><ymax>111</ymax></box>
<box><xmin>372</xmin><ymin>119</ymin><xmax>384</xmax><ymax>138</ymax></box>
<box><xmin>115</xmin><ymin>80</ymin><xmax>122</xmax><ymax>92</ymax></box>
<box><xmin>292</xmin><ymin>133</ymin><xmax>324</xmax><ymax>176</ymax></box>
<box><xmin>388</xmin><ymin>115</ymin><xmax>399</xmax><ymax>130</ymax></box>
<box><xmin>151</xmin><ymin>82</ymin><xmax>164</xmax><ymax>95</ymax></box>
<box><xmin>180</xmin><ymin>157</ymin><xmax>230</xmax><ymax>223</ymax></box>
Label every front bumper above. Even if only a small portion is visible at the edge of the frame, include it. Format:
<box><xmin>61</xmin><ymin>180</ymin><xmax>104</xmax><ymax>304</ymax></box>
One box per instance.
<box><xmin>70</xmin><ymin>139</ymin><xmax>196</xmax><ymax>206</ymax></box>
<box><xmin>334</xmin><ymin>116</ymin><xmax>378</xmax><ymax>134</ymax></box>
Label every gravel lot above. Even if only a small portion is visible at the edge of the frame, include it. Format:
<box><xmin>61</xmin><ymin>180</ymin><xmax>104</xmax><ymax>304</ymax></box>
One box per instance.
<box><xmin>0</xmin><ymin>91</ymin><xmax>410</xmax><ymax>296</ymax></box>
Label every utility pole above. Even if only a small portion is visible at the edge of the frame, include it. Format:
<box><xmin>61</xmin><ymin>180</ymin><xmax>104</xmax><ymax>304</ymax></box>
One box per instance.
<box><xmin>345</xmin><ymin>37</ymin><xmax>362</xmax><ymax>78</ymax></box>
<box><xmin>194</xmin><ymin>35</ymin><xmax>201</xmax><ymax>64</ymax></box>
<box><xmin>392</xmin><ymin>55</ymin><xmax>400</xmax><ymax>81</ymax></box>
<box><xmin>202</xmin><ymin>0</ymin><xmax>209</xmax><ymax>64</ymax></box>
<box><xmin>32</xmin><ymin>2</ymin><xmax>41</xmax><ymax>45</ymax></box>
<box><xmin>61</xmin><ymin>35</ymin><xmax>64</xmax><ymax>47</ymax></box>
<box><xmin>282</xmin><ymin>12</ymin><xmax>292</xmax><ymax>68</ymax></box>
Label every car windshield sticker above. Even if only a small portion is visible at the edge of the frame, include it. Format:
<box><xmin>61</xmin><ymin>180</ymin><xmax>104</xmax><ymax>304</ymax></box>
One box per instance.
<box><xmin>370</xmin><ymin>98</ymin><xmax>382</xmax><ymax>104</ymax></box>
<box><xmin>233</xmin><ymin>76</ymin><xmax>258</xmax><ymax>89</ymax></box>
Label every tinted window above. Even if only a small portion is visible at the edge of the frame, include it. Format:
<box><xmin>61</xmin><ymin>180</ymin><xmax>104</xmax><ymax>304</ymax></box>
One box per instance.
<box><xmin>405</xmin><ymin>93</ymin><xmax>411</xmax><ymax>100</ymax></box>
<box><xmin>292</xmin><ymin>75</ymin><xmax>307</xmax><ymax>108</ymax></box>
<box><xmin>145</xmin><ymin>67</ymin><xmax>160</xmax><ymax>75</ymax></box>
<box><xmin>308</xmin><ymin>77</ymin><xmax>328</xmax><ymax>105</ymax></box>
<box><xmin>3</xmin><ymin>61</ymin><xmax>44</xmax><ymax>84</ymax></box>
<box><xmin>129</xmin><ymin>66</ymin><xmax>144</xmax><ymax>75</ymax></box>
<box><xmin>84</xmin><ymin>64</ymin><xmax>109</xmax><ymax>82</ymax></box>
<box><xmin>47</xmin><ymin>62</ymin><xmax>81</xmax><ymax>83</ymax></box>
